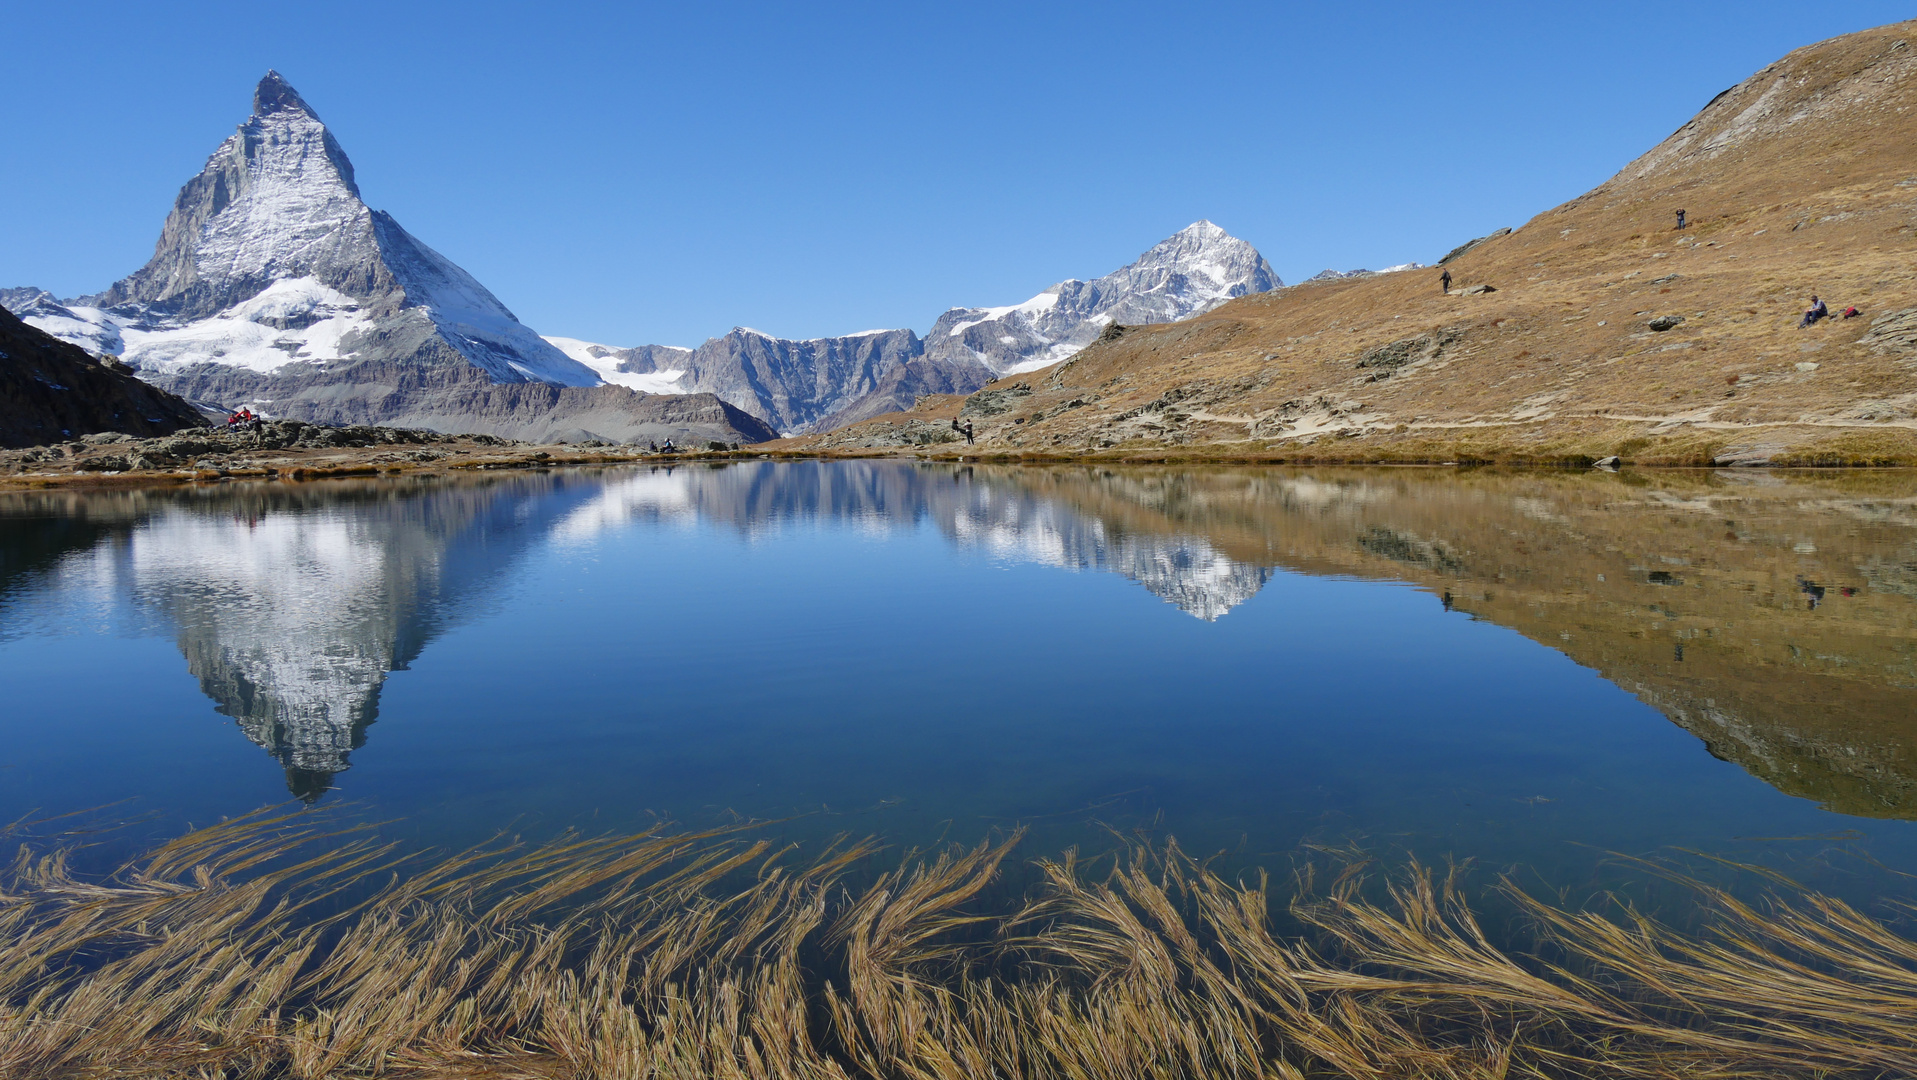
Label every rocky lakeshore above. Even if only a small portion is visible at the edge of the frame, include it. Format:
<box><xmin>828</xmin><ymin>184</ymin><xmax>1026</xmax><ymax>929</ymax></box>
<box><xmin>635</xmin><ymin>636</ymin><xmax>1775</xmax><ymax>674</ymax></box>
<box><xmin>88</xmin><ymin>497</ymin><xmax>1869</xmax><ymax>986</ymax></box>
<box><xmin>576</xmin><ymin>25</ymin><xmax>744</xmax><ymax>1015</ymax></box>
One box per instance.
<box><xmin>0</xmin><ymin>420</ymin><xmax>756</xmax><ymax>489</ymax></box>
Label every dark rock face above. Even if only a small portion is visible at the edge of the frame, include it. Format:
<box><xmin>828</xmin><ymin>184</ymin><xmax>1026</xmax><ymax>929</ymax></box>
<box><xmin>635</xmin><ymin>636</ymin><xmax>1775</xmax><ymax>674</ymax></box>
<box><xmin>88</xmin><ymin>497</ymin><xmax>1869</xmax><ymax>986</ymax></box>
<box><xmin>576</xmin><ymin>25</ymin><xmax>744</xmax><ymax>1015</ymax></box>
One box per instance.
<box><xmin>677</xmin><ymin>328</ymin><xmax>931</xmax><ymax>434</ymax></box>
<box><xmin>0</xmin><ymin>306</ymin><xmax>207</xmax><ymax>449</ymax></box>
<box><xmin>809</xmin><ymin>352</ymin><xmax>995</xmax><ymax>431</ymax></box>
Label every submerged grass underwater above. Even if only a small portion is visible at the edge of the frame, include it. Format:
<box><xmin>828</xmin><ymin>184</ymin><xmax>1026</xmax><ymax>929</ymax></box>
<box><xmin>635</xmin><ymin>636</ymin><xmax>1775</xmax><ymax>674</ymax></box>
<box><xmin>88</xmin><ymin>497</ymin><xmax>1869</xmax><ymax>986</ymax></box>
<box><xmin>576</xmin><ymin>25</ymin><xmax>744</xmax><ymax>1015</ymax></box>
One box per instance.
<box><xmin>3</xmin><ymin>814</ymin><xmax>1916</xmax><ymax>1078</ymax></box>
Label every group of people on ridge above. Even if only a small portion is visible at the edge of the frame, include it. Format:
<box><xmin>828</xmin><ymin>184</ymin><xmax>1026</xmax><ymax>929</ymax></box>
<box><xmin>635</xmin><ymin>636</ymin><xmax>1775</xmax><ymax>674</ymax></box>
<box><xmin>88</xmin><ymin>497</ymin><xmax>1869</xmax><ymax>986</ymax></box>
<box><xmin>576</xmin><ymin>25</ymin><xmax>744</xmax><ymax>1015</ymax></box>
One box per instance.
<box><xmin>223</xmin><ymin>407</ymin><xmax>259</xmax><ymax>430</ymax></box>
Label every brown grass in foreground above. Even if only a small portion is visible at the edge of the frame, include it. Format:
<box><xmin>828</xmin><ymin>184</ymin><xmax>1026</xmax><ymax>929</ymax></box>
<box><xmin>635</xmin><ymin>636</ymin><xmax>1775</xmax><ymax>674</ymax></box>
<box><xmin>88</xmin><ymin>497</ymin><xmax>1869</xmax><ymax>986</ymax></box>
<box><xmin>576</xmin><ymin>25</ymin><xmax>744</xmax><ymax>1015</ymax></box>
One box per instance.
<box><xmin>3</xmin><ymin>815</ymin><xmax>1915</xmax><ymax>1078</ymax></box>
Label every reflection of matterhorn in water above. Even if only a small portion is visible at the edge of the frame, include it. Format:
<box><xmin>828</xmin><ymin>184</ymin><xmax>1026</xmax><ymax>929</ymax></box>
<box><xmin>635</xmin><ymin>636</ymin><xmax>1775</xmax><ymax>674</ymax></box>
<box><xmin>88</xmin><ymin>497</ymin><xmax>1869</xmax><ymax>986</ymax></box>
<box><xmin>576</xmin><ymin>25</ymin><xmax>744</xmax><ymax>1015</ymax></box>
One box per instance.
<box><xmin>76</xmin><ymin>477</ymin><xmax>605</xmax><ymax>800</ymax></box>
<box><xmin>21</xmin><ymin>462</ymin><xmax>1273</xmax><ymax>802</ymax></box>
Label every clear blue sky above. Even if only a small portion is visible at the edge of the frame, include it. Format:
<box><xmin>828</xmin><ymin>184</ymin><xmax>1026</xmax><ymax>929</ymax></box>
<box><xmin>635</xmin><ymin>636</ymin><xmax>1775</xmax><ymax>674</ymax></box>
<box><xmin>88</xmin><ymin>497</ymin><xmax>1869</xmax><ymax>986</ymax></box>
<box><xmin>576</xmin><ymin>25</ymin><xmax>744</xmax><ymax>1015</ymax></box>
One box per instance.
<box><xmin>3</xmin><ymin>2</ymin><xmax>1909</xmax><ymax>347</ymax></box>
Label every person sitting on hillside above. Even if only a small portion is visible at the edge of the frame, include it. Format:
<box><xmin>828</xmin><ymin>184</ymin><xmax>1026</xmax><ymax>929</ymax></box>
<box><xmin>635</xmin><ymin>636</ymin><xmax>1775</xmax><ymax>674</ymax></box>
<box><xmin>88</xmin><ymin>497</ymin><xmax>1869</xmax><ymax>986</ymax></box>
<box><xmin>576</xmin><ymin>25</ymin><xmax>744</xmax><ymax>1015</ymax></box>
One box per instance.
<box><xmin>1798</xmin><ymin>296</ymin><xmax>1828</xmax><ymax>327</ymax></box>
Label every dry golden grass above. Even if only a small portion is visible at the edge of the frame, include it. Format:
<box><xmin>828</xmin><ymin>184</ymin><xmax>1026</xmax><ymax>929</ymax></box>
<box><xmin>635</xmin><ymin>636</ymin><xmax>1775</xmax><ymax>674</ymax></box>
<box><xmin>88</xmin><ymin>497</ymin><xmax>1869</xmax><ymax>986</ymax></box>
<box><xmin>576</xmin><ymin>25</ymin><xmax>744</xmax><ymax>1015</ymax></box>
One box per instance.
<box><xmin>4</xmin><ymin>814</ymin><xmax>1917</xmax><ymax>1078</ymax></box>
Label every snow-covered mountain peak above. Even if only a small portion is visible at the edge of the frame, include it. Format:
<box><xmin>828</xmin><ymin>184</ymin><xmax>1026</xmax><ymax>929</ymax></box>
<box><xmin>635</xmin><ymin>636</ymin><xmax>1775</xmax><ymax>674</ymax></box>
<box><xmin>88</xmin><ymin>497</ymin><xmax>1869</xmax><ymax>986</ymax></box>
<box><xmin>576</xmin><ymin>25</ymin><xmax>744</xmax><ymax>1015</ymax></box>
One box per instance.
<box><xmin>922</xmin><ymin>221</ymin><xmax>1280</xmax><ymax>377</ymax></box>
<box><xmin>28</xmin><ymin>72</ymin><xmax>601</xmax><ymax>389</ymax></box>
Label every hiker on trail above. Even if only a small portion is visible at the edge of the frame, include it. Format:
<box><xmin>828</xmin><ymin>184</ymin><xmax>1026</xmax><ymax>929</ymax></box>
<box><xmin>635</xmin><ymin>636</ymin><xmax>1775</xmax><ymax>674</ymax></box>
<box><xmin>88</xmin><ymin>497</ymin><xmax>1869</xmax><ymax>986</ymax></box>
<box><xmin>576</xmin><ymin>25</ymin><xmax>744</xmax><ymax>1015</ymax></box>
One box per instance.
<box><xmin>1798</xmin><ymin>296</ymin><xmax>1828</xmax><ymax>327</ymax></box>
<box><xmin>964</xmin><ymin>422</ymin><xmax>975</xmax><ymax>445</ymax></box>
<box><xmin>1439</xmin><ymin>269</ymin><xmax>1452</xmax><ymax>294</ymax></box>
<box><xmin>1674</xmin><ymin>209</ymin><xmax>1687</xmax><ymax>230</ymax></box>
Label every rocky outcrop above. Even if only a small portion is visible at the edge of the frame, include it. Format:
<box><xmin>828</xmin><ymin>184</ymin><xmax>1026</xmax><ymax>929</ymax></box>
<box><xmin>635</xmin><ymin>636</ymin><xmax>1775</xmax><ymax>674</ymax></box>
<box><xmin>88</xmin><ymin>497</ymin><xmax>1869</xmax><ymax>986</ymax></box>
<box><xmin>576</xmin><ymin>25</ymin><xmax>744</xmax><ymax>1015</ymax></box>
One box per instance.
<box><xmin>0</xmin><ymin>305</ymin><xmax>207</xmax><ymax>449</ymax></box>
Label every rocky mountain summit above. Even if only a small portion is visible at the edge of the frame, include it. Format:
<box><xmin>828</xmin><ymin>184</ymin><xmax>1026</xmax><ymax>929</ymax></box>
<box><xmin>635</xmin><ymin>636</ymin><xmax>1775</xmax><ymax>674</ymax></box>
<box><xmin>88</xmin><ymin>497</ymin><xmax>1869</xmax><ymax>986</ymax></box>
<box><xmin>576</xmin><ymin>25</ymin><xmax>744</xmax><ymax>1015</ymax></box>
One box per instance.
<box><xmin>554</xmin><ymin>221</ymin><xmax>1281</xmax><ymax>435</ymax></box>
<box><xmin>5</xmin><ymin>73</ymin><xmax>771</xmax><ymax>448</ymax></box>
<box><xmin>921</xmin><ymin>221</ymin><xmax>1281</xmax><ymax>377</ymax></box>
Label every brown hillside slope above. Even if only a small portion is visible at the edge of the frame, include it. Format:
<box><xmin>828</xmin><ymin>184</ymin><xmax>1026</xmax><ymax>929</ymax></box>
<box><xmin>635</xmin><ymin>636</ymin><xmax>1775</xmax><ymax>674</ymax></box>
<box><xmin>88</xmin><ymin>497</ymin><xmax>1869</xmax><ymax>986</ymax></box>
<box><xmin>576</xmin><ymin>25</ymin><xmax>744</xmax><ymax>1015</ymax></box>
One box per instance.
<box><xmin>797</xmin><ymin>21</ymin><xmax>1917</xmax><ymax>465</ymax></box>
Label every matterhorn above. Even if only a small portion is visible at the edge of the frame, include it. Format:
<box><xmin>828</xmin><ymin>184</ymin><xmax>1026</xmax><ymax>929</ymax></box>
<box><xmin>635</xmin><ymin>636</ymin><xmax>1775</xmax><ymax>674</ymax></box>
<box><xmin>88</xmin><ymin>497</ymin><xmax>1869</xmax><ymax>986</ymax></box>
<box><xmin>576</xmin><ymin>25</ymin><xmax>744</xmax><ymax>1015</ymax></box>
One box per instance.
<box><xmin>4</xmin><ymin>73</ymin><xmax>774</xmax><ymax>446</ymax></box>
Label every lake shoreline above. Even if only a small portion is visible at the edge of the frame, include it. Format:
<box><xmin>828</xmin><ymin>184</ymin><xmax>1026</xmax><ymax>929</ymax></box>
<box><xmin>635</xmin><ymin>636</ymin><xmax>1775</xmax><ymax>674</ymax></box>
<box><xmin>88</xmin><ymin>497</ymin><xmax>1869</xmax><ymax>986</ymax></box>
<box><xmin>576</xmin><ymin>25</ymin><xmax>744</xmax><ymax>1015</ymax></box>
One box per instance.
<box><xmin>8</xmin><ymin>436</ymin><xmax>1917</xmax><ymax>493</ymax></box>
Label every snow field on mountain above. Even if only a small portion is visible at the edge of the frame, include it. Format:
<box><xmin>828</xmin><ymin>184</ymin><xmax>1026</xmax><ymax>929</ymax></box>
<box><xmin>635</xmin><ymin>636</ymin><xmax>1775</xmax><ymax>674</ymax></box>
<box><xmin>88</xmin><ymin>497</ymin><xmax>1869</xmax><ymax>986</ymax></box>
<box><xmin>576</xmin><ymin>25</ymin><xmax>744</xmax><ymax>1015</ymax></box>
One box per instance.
<box><xmin>117</xmin><ymin>279</ymin><xmax>376</xmax><ymax>375</ymax></box>
<box><xmin>18</xmin><ymin>303</ymin><xmax>124</xmax><ymax>357</ymax></box>
<box><xmin>543</xmin><ymin>337</ymin><xmax>688</xmax><ymax>393</ymax></box>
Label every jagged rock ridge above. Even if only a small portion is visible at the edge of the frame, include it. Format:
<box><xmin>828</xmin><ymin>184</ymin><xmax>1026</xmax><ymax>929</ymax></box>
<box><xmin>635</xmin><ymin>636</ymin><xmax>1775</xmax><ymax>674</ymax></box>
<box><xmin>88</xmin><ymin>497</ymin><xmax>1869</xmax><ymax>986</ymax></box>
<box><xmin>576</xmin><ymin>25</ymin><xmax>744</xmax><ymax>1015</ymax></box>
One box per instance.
<box><xmin>550</xmin><ymin>221</ymin><xmax>1283</xmax><ymax>434</ymax></box>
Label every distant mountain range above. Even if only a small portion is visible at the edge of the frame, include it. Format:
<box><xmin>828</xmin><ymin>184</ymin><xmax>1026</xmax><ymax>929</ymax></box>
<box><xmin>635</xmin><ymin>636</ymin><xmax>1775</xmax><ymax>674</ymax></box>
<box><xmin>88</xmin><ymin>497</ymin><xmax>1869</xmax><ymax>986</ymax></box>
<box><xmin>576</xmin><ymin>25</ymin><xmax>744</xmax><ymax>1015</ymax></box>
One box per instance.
<box><xmin>4</xmin><ymin>72</ymin><xmax>1290</xmax><ymax>442</ymax></box>
<box><xmin>550</xmin><ymin>221</ymin><xmax>1282</xmax><ymax>434</ymax></box>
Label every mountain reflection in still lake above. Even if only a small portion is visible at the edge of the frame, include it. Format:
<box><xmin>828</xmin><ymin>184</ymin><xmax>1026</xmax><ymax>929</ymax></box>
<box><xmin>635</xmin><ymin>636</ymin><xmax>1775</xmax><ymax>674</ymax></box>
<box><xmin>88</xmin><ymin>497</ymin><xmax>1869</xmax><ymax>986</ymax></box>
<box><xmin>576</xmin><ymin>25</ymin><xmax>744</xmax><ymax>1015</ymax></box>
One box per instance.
<box><xmin>1</xmin><ymin>462</ymin><xmax>1914</xmax><ymax>877</ymax></box>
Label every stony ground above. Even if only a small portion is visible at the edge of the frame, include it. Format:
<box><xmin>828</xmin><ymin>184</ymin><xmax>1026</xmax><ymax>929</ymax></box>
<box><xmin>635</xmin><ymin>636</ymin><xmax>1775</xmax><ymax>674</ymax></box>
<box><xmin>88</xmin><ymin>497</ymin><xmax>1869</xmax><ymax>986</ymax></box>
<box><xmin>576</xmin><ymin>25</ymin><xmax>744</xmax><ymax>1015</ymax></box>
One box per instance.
<box><xmin>777</xmin><ymin>22</ymin><xmax>1917</xmax><ymax>467</ymax></box>
<box><xmin>0</xmin><ymin>420</ymin><xmax>754</xmax><ymax>489</ymax></box>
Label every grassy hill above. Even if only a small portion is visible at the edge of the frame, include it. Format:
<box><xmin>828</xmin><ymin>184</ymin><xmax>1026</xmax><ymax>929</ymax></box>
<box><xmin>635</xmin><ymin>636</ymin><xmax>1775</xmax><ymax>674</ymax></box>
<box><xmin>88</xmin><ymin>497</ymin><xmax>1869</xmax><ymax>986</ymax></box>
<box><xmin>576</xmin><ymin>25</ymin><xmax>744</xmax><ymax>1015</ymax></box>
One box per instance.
<box><xmin>795</xmin><ymin>20</ymin><xmax>1917</xmax><ymax>465</ymax></box>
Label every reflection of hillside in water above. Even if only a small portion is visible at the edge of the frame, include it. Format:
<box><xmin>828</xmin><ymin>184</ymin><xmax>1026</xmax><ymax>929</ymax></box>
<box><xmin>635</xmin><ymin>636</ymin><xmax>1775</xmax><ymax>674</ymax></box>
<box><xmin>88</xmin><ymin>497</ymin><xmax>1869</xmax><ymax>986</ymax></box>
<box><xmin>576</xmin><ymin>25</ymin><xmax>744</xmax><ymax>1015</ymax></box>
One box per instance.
<box><xmin>0</xmin><ymin>476</ymin><xmax>606</xmax><ymax>800</ymax></box>
<box><xmin>560</xmin><ymin>462</ymin><xmax>1275</xmax><ymax>619</ymax></box>
<box><xmin>960</xmin><ymin>466</ymin><xmax>1917</xmax><ymax>820</ymax></box>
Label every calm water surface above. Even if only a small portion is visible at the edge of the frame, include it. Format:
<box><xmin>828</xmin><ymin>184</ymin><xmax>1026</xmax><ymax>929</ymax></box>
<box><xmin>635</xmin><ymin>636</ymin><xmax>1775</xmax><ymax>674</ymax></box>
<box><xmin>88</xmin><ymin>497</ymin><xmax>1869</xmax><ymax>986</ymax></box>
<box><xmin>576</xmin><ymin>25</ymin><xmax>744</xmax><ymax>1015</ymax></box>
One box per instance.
<box><xmin>2</xmin><ymin>462</ymin><xmax>1915</xmax><ymax>898</ymax></box>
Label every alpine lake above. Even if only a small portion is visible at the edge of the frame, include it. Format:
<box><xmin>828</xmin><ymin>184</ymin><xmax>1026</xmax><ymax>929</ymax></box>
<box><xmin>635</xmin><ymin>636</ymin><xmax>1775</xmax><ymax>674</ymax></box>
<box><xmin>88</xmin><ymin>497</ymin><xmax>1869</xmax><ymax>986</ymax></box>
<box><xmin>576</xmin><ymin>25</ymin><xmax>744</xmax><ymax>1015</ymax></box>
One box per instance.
<box><xmin>3</xmin><ymin>460</ymin><xmax>1916</xmax><ymax>909</ymax></box>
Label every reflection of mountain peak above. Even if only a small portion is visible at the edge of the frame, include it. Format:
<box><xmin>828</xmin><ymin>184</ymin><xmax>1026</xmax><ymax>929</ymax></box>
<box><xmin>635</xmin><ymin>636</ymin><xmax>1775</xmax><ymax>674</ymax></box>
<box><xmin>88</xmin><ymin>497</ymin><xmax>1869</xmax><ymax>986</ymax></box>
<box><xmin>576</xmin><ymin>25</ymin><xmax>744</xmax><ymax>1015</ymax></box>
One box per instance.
<box><xmin>1117</xmin><ymin>539</ymin><xmax>1276</xmax><ymax>621</ymax></box>
<box><xmin>949</xmin><ymin>503</ymin><xmax>1273</xmax><ymax>620</ymax></box>
<box><xmin>59</xmin><ymin>475</ymin><xmax>610</xmax><ymax>799</ymax></box>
